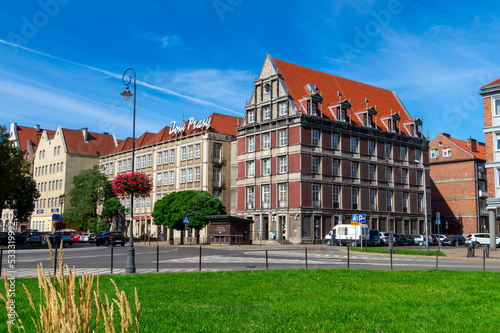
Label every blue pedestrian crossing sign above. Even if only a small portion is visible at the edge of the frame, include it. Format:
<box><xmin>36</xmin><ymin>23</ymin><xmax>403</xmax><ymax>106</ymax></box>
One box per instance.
<box><xmin>183</xmin><ymin>217</ymin><xmax>190</xmax><ymax>224</ymax></box>
<box><xmin>351</xmin><ymin>214</ymin><xmax>366</xmax><ymax>223</ymax></box>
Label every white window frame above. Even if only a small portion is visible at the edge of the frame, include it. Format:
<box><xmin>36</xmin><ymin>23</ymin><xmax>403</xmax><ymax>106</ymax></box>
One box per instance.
<box><xmin>279</xmin><ymin>130</ymin><xmax>287</xmax><ymax>147</ymax></box>
<box><xmin>157</xmin><ymin>173</ymin><xmax>162</xmax><ymax>187</ymax></box>
<box><xmin>262</xmin><ymin>185</ymin><xmax>270</xmax><ymax>206</ymax></box>
<box><xmin>401</xmin><ymin>146</ymin><xmax>407</xmax><ymax>161</ymax></box>
<box><xmin>312</xmin><ymin>156</ymin><xmax>320</xmax><ymax>174</ymax></box>
<box><xmin>443</xmin><ymin>147</ymin><xmax>451</xmax><ymax>157</ymax></box>
<box><xmin>169</xmin><ymin>171</ymin><xmax>175</xmax><ymax>185</ymax></box>
<box><xmin>180</xmin><ymin>169</ymin><xmax>186</xmax><ymax>183</ymax></box>
<box><xmin>163</xmin><ymin>172</ymin><xmax>169</xmax><ymax>185</ymax></box>
<box><xmin>248</xmin><ymin>110</ymin><xmax>255</xmax><ymax>123</ymax></box>
<box><xmin>279</xmin><ymin>156</ymin><xmax>288</xmax><ymax>173</ymax></box>
<box><xmin>188</xmin><ymin>145</ymin><xmax>193</xmax><ymax>159</ymax></box>
<box><xmin>430</xmin><ymin>149</ymin><xmax>438</xmax><ymax>158</ymax></box>
<box><xmin>181</xmin><ymin>147</ymin><xmax>186</xmax><ymax>161</ymax></box>
<box><xmin>350</xmin><ymin>137</ymin><xmax>358</xmax><ymax>153</ymax></box>
<box><xmin>195</xmin><ymin>144</ymin><xmax>201</xmax><ymax>158</ymax></box>
<box><xmin>369</xmin><ymin>164</ymin><xmax>375</xmax><ymax>180</ymax></box>
<box><xmin>247</xmin><ymin>161</ymin><xmax>255</xmax><ymax>177</ymax></box>
<box><xmin>164</xmin><ymin>150</ymin><xmax>169</xmax><ymax>164</ymax></box>
<box><xmin>170</xmin><ymin>149</ymin><xmax>175</xmax><ymax>163</ymax></box>
<box><xmin>262</xmin><ymin>133</ymin><xmax>271</xmax><ymax>149</ymax></box>
<box><xmin>279</xmin><ymin>184</ymin><xmax>288</xmax><ymax>204</ymax></box>
<box><xmin>280</xmin><ymin>102</ymin><xmax>288</xmax><ymax>116</ymax></box>
<box><xmin>332</xmin><ymin>133</ymin><xmax>339</xmax><ymax>150</ymax></box>
<box><xmin>262</xmin><ymin>159</ymin><xmax>271</xmax><ymax>176</ymax></box>
<box><xmin>187</xmin><ymin>168</ymin><xmax>193</xmax><ymax>182</ymax></box>
<box><xmin>195</xmin><ymin>167</ymin><xmax>200</xmax><ymax>181</ymax></box>
<box><xmin>142</xmin><ymin>156</ymin><xmax>146</xmax><ymax>169</ymax></box>
<box><xmin>263</xmin><ymin>105</ymin><xmax>271</xmax><ymax>120</ymax></box>
<box><xmin>157</xmin><ymin>152</ymin><xmax>162</xmax><ymax>165</ymax></box>
<box><xmin>247</xmin><ymin>136</ymin><xmax>255</xmax><ymax>152</ymax></box>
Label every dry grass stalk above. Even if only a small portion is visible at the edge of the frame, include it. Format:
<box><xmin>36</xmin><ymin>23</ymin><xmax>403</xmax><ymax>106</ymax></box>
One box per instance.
<box><xmin>0</xmin><ymin>240</ymin><xmax>140</xmax><ymax>332</ymax></box>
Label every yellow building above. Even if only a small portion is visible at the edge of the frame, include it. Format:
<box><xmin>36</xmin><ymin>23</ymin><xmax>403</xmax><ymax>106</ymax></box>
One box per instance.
<box><xmin>99</xmin><ymin>113</ymin><xmax>241</xmax><ymax>243</ymax></box>
<box><xmin>30</xmin><ymin>126</ymin><xmax>118</xmax><ymax>231</ymax></box>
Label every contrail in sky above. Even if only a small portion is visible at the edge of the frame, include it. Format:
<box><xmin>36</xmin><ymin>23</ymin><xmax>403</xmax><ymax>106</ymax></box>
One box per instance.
<box><xmin>0</xmin><ymin>38</ymin><xmax>242</xmax><ymax>115</ymax></box>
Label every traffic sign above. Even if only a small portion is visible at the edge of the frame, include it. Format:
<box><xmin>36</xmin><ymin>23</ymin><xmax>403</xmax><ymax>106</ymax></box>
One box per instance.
<box><xmin>183</xmin><ymin>217</ymin><xmax>190</xmax><ymax>224</ymax></box>
<box><xmin>436</xmin><ymin>220</ymin><xmax>441</xmax><ymax>225</ymax></box>
<box><xmin>351</xmin><ymin>222</ymin><xmax>360</xmax><ymax>226</ymax></box>
<box><xmin>351</xmin><ymin>214</ymin><xmax>366</xmax><ymax>223</ymax></box>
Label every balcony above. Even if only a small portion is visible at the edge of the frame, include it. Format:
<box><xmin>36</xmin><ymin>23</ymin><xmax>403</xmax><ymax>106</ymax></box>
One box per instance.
<box><xmin>213</xmin><ymin>157</ymin><xmax>226</xmax><ymax>165</ymax></box>
<box><xmin>213</xmin><ymin>181</ymin><xmax>225</xmax><ymax>189</ymax></box>
<box><xmin>313</xmin><ymin>200</ymin><xmax>321</xmax><ymax>208</ymax></box>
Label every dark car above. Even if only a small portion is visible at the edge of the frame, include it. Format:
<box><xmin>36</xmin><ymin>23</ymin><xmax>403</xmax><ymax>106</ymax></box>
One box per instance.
<box><xmin>442</xmin><ymin>235</ymin><xmax>466</xmax><ymax>246</ymax></box>
<box><xmin>88</xmin><ymin>233</ymin><xmax>98</xmax><ymax>244</ymax></box>
<box><xmin>96</xmin><ymin>231</ymin><xmax>126</xmax><ymax>246</ymax></box>
<box><xmin>47</xmin><ymin>231</ymin><xmax>74</xmax><ymax>246</ymax></box>
<box><xmin>392</xmin><ymin>234</ymin><xmax>404</xmax><ymax>246</ymax></box>
<box><xmin>400</xmin><ymin>234</ymin><xmax>413</xmax><ymax>246</ymax></box>
<box><xmin>428</xmin><ymin>235</ymin><xmax>439</xmax><ymax>245</ymax></box>
<box><xmin>22</xmin><ymin>231</ymin><xmax>43</xmax><ymax>245</ymax></box>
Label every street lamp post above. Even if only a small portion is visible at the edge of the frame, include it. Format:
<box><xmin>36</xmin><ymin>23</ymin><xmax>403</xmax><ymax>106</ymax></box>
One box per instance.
<box><xmin>121</xmin><ymin>68</ymin><xmax>137</xmax><ymax>274</ymax></box>
<box><xmin>417</xmin><ymin>160</ymin><xmax>429</xmax><ymax>254</ymax></box>
<box><xmin>386</xmin><ymin>161</ymin><xmax>393</xmax><ymax>253</ymax></box>
<box><xmin>57</xmin><ymin>193</ymin><xmax>65</xmax><ymax>232</ymax></box>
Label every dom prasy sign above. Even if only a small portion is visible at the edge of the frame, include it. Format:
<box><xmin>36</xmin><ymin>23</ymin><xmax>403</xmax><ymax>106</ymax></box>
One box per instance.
<box><xmin>169</xmin><ymin>116</ymin><xmax>212</xmax><ymax>135</ymax></box>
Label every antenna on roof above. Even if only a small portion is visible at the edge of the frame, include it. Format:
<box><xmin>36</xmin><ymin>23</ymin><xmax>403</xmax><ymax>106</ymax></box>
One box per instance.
<box><xmin>365</xmin><ymin>97</ymin><xmax>368</xmax><ymax>109</ymax></box>
<box><xmin>337</xmin><ymin>90</ymin><xmax>341</xmax><ymax>103</ymax></box>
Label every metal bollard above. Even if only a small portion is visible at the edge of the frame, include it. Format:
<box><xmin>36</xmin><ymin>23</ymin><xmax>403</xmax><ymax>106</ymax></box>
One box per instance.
<box><xmin>436</xmin><ymin>250</ymin><xmax>438</xmax><ymax>270</ymax></box>
<box><xmin>111</xmin><ymin>246</ymin><xmax>114</xmax><ymax>275</ymax></box>
<box><xmin>483</xmin><ymin>247</ymin><xmax>486</xmax><ymax>272</ymax></box>
<box><xmin>199</xmin><ymin>246</ymin><xmax>202</xmax><ymax>271</ymax></box>
<box><xmin>157</xmin><ymin>244</ymin><xmax>159</xmax><ymax>273</ymax></box>
<box><xmin>390</xmin><ymin>247</ymin><xmax>393</xmax><ymax>271</ymax></box>
<box><xmin>266</xmin><ymin>250</ymin><xmax>268</xmax><ymax>270</ymax></box>
<box><xmin>305</xmin><ymin>247</ymin><xmax>308</xmax><ymax>269</ymax></box>
<box><xmin>347</xmin><ymin>245</ymin><xmax>350</xmax><ymax>269</ymax></box>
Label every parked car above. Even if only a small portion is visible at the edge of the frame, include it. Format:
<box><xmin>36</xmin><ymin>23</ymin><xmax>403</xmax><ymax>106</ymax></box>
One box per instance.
<box><xmin>0</xmin><ymin>232</ymin><xmax>7</xmax><ymax>245</ymax></box>
<box><xmin>22</xmin><ymin>231</ymin><xmax>43</xmax><ymax>245</ymax></box>
<box><xmin>379</xmin><ymin>232</ymin><xmax>389</xmax><ymax>245</ymax></box>
<box><xmin>427</xmin><ymin>235</ymin><xmax>439</xmax><ymax>245</ymax></box>
<box><xmin>47</xmin><ymin>231</ymin><xmax>74</xmax><ymax>246</ymax></box>
<box><xmin>465</xmin><ymin>233</ymin><xmax>500</xmax><ymax>247</ymax></box>
<box><xmin>369</xmin><ymin>229</ymin><xmax>380</xmax><ymax>246</ymax></box>
<box><xmin>432</xmin><ymin>234</ymin><xmax>447</xmax><ymax>244</ymax></box>
<box><xmin>71</xmin><ymin>232</ymin><xmax>81</xmax><ymax>242</ymax></box>
<box><xmin>95</xmin><ymin>231</ymin><xmax>126</xmax><ymax>246</ymax></box>
<box><xmin>412</xmin><ymin>234</ymin><xmax>424</xmax><ymax>246</ymax></box>
<box><xmin>80</xmin><ymin>233</ymin><xmax>94</xmax><ymax>243</ymax></box>
<box><xmin>392</xmin><ymin>234</ymin><xmax>404</xmax><ymax>246</ymax></box>
<box><xmin>400</xmin><ymin>234</ymin><xmax>412</xmax><ymax>246</ymax></box>
<box><xmin>442</xmin><ymin>235</ymin><xmax>466</xmax><ymax>246</ymax></box>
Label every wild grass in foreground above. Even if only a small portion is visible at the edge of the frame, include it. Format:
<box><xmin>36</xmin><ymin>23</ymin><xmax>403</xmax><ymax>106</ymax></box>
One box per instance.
<box><xmin>351</xmin><ymin>247</ymin><xmax>447</xmax><ymax>256</ymax></box>
<box><xmin>8</xmin><ymin>268</ymin><xmax>500</xmax><ymax>332</ymax></box>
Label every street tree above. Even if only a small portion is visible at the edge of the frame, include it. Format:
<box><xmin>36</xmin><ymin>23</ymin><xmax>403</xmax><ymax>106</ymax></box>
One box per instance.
<box><xmin>152</xmin><ymin>190</ymin><xmax>226</xmax><ymax>243</ymax></box>
<box><xmin>7</xmin><ymin>173</ymin><xmax>40</xmax><ymax>223</ymax></box>
<box><xmin>64</xmin><ymin>165</ymin><xmax>113</xmax><ymax>231</ymax></box>
<box><xmin>101</xmin><ymin>197</ymin><xmax>127</xmax><ymax>232</ymax></box>
<box><xmin>0</xmin><ymin>125</ymin><xmax>28</xmax><ymax>220</ymax></box>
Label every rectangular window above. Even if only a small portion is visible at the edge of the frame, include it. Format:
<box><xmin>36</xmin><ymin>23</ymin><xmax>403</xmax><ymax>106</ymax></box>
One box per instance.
<box><xmin>214</xmin><ymin>143</ymin><xmax>222</xmax><ymax>163</ymax></box>
<box><xmin>142</xmin><ymin>156</ymin><xmax>146</xmax><ymax>169</ymax></box>
<box><xmin>279</xmin><ymin>184</ymin><xmax>288</xmax><ymax>204</ymax></box>
<box><xmin>195</xmin><ymin>167</ymin><xmax>200</xmax><ymax>181</ymax></box>
<box><xmin>352</xmin><ymin>188</ymin><xmax>359</xmax><ymax>210</ymax></box>
<box><xmin>262</xmin><ymin>133</ymin><xmax>271</xmax><ymax>149</ymax></box>
<box><xmin>141</xmin><ymin>197</ymin><xmax>145</xmax><ymax>209</ymax></box>
<box><xmin>147</xmin><ymin>154</ymin><xmax>152</xmax><ymax>167</ymax></box>
<box><xmin>117</xmin><ymin>161</ymin><xmax>122</xmax><ymax>173</ymax></box>
<box><xmin>279</xmin><ymin>156</ymin><xmax>288</xmax><ymax>173</ymax></box>
<box><xmin>262</xmin><ymin>159</ymin><xmax>271</xmax><ymax>175</ymax></box>
<box><xmin>403</xmin><ymin>192</ymin><xmax>409</xmax><ymax>212</ymax></box>
<box><xmin>195</xmin><ymin>144</ymin><xmax>201</xmax><ymax>158</ymax></box>
<box><xmin>248</xmin><ymin>110</ymin><xmax>255</xmax><ymax>123</ymax></box>
<box><xmin>157</xmin><ymin>173</ymin><xmax>162</xmax><ymax>187</ymax></box>
<box><xmin>351</xmin><ymin>137</ymin><xmax>358</xmax><ymax>153</ymax></box>
<box><xmin>385</xmin><ymin>143</ymin><xmax>392</xmax><ymax>157</ymax></box>
<box><xmin>368</xmin><ymin>140</ymin><xmax>375</xmax><ymax>156</ymax></box>
<box><xmin>213</xmin><ymin>190</ymin><xmax>221</xmax><ymax>199</ymax></box>
<box><xmin>164</xmin><ymin>150</ymin><xmax>169</xmax><ymax>164</ymax></box>
<box><xmin>146</xmin><ymin>196</ymin><xmax>151</xmax><ymax>208</ymax></box>
<box><xmin>312</xmin><ymin>184</ymin><xmax>320</xmax><ymax>207</ymax></box>
<box><xmin>312</xmin><ymin>130</ymin><xmax>319</xmax><ymax>146</ymax></box>
<box><xmin>333</xmin><ymin>186</ymin><xmax>340</xmax><ymax>208</ymax></box>
<box><xmin>402</xmin><ymin>169</ymin><xmax>408</xmax><ymax>184</ymax></box>
<box><xmin>180</xmin><ymin>169</ymin><xmax>186</xmax><ymax>183</ymax></box>
<box><xmin>213</xmin><ymin>167</ymin><xmax>221</xmax><ymax>187</ymax></box>
<box><xmin>386</xmin><ymin>166</ymin><xmax>392</xmax><ymax>183</ymax></box>
<box><xmin>333</xmin><ymin>159</ymin><xmax>340</xmax><ymax>176</ymax></box>
<box><xmin>416</xmin><ymin>171</ymin><xmax>422</xmax><ymax>186</ymax></box>
<box><xmin>369</xmin><ymin>164</ymin><xmax>376</xmax><ymax>180</ymax></box>
<box><xmin>169</xmin><ymin>171</ymin><xmax>175</xmax><ymax>185</ymax></box>
<box><xmin>401</xmin><ymin>146</ymin><xmax>407</xmax><ymax>161</ymax></box>
<box><xmin>418</xmin><ymin>193</ymin><xmax>423</xmax><ymax>213</ymax></box>
<box><xmin>187</xmin><ymin>168</ymin><xmax>193</xmax><ymax>182</ymax></box>
<box><xmin>136</xmin><ymin>157</ymin><xmax>141</xmax><ymax>169</ymax></box>
<box><xmin>280</xmin><ymin>102</ymin><xmax>288</xmax><ymax>116</ymax></box>
<box><xmin>127</xmin><ymin>159</ymin><xmax>131</xmax><ymax>171</ymax></box>
<box><xmin>188</xmin><ymin>145</ymin><xmax>193</xmax><ymax>159</ymax></box>
<box><xmin>431</xmin><ymin>149</ymin><xmax>438</xmax><ymax>158</ymax></box>
<box><xmin>262</xmin><ymin>185</ymin><xmax>270</xmax><ymax>207</ymax></box>
<box><xmin>443</xmin><ymin>147</ymin><xmax>451</xmax><ymax>157</ymax></box>
<box><xmin>263</xmin><ymin>105</ymin><xmax>271</xmax><ymax>119</ymax></box>
<box><xmin>312</xmin><ymin>156</ymin><xmax>320</xmax><ymax>174</ymax></box>
<box><xmin>135</xmin><ymin>198</ymin><xmax>139</xmax><ymax>209</ymax></box>
<box><xmin>163</xmin><ymin>172</ymin><xmax>168</xmax><ymax>185</ymax></box>
<box><xmin>170</xmin><ymin>149</ymin><xmax>175</xmax><ymax>163</ymax></box>
<box><xmin>247</xmin><ymin>187</ymin><xmax>255</xmax><ymax>208</ymax></box>
<box><xmin>415</xmin><ymin>149</ymin><xmax>421</xmax><ymax>162</ymax></box>
<box><xmin>247</xmin><ymin>161</ymin><xmax>255</xmax><ymax>177</ymax></box>
<box><xmin>351</xmin><ymin>162</ymin><xmax>358</xmax><ymax>178</ymax></box>
<box><xmin>181</xmin><ymin>147</ymin><xmax>186</xmax><ymax>161</ymax></box>
<box><xmin>157</xmin><ymin>152</ymin><xmax>162</xmax><ymax>165</ymax></box>
<box><xmin>247</xmin><ymin>136</ymin><xmax>255</xmax><ymax>152</ymax></box>
<box><xmin>387</xmin><ymin>191</ymin><xmax>393</xmax><ymax>211</ymax></box>
<box><xmin>279</xmin><ymin>130</ymin><xmax>288</xmax><ymax>147</ymax></box>
<box><xmin>370</xmin><ymin>189</ymin><xmax>377</xmax><ymax>210</ymax></box>
<box><xmin>332</xmin><ymin>133</ymin><xmax>339</xmax><ymax>150</ymax></box>
<box><xmin>495</xmin><ymin>99</ymin><xmax>500</xmax><ymax>116</ymax></box>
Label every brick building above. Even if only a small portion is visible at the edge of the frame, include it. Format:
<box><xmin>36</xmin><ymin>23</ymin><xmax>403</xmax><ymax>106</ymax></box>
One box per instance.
<box><xmin>479</xmin><ymin>78</ymin><xmax>500</xmax><ymax>236</ymax></box>
<box><xmin>429</xmin><ymin>133</ymin><xmax>486</xmax><ymax>235</ymax></box>
<box><xmin>235</xmin><ymin>55</ymin><xmax>430</xmax><ymax>244</ymax></box>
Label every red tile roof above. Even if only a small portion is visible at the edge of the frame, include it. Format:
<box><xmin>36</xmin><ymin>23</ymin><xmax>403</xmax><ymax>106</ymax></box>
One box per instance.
<box><xmin>448</xmin><ymin>137</ymin><xmax>485</xmax><ymax>160</ymax></box>
<box><xmin>482</xmin><ymin>78</ymin><xmax>500</xmax><ymax>89</ymax></box>
<box><xmin>273</xmin><ymin>58</ymin><xmax>418</xmax><ymax>136</ymax></box>
<box><xmin>62</xmin><ymin>128</ymin><xmax>116</xmax><ymax>156</ymax></box>
<box><xmin>15</xmin><ymin>125</ymin><xmax>55</xmax><ymax>153</ymax></box>
<box><xmin>108</xmin><ymin>113</ymin><xmax>242</xmax><ymax>155</ymax></box>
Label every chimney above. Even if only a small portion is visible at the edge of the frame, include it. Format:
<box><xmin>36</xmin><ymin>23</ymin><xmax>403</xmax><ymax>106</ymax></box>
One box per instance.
<box><xmin>467</xmin><ymin>138</ymin><xmax>477</xmax><ymax>152</ymax></box>
<box><xmin>81</xmin><ymin>128</ymin><xmax>88</xmax><ymax>142</ymax></box>
<box><xmin>34</xmin><ymin>124</ymin><xmax>40</xmax><ymax>132</ymax></box>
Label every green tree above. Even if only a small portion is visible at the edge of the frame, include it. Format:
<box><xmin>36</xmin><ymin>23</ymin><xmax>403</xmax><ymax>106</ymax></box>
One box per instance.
<box><xmin>0</xmin><ymin>125</ymin><xmax>28</xmax><ymax>219</ymax></box>
<box><xmin>64</xmin><ymin>166</ymin><xmax>113</xmax><ymax>231</ymax></box>
<box><xmin>152</xmin><ymin>190</ymin><xmax>226</xmax><ymax>243</ymax></box>
<box><xmin>101</xmin><ymin>197</ymin><xmax>127</xmax><ymax>232</ymax></box>
<box><xmin>7</xmin><ymin>173</ymin><xmax>40</xmax><ymax>223</ymax></box>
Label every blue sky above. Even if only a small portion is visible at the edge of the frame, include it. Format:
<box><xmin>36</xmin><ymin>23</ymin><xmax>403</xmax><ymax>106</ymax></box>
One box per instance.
<box><xmin>1</xmin><ymin>0</ymin><xmax>499</xmax><ymax>142</ymax></box>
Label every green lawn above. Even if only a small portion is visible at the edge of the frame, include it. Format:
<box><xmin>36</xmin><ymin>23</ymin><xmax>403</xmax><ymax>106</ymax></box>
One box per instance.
<box><xmin>5</xmin><ymin>269</ymin><xmax>500</xmax><ymax>332</ymax></box>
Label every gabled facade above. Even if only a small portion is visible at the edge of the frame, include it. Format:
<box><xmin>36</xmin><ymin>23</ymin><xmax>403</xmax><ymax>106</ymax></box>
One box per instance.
<box><xmin>235</xmin><ymin>55</ymin><xmax>430</xmax><ymax>244</ymax></box>
<box><xmin>479</xmin><ymin>78</ymin><xmax>500</xmax><ymax>236</ymax></box>
<box><xmin>30</xmin><ymin>126</ymin><xmax>118</xmax><ymax>232</ymax></box>
<box><xmin>429</xmin><ymin>133</ymin><xmax>486</xmax><ymax>234</ymax></box>
<box><xmin>99</xmin><ymin>113</ymin><xmax>241</xmax><ymax>241</ymax></box>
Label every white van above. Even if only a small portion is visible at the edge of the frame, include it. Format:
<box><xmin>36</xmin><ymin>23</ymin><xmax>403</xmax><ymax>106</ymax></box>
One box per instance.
<box><xmin>325</xmin><ymin>224</ymin><xmax>369</xmax><ymax>246</ymax></box>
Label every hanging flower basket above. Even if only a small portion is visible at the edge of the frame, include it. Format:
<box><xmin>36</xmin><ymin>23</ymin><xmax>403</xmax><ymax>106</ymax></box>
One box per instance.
<box><xmin>112</xmin><ymin>172</ymin><xmax>153</xmax><ymax>197</ymax></box>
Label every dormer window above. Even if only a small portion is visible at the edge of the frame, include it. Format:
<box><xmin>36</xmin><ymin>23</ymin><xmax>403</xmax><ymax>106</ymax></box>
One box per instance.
<box><xmin>365</xmin><ymin>114</ymin><xmax>372</xmax><ymax>127</ymax></box>
<box><xmin>340</xmin><ymin>108</ymin><xmax>347</xmax><ymax>122</ymax></box>
<box><xmin>311</xmin><ymin>102</ymin><xmax>317</xmax><ymax>116</ymax></box>
<box><xmin>403</xmin><ymin>118</ymin><xmax>423</xmax><ymax>137</ymax></box>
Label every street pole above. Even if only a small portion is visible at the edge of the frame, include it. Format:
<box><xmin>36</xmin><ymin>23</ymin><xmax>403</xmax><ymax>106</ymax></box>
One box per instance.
<box><xmin>121</xmin><ymin>68</ymin><xmax>137</xmax><ymax>274</ymax></box>
<box><xmin>418</xmin><ymin>160</ymin><xmax>429</xmax><ymax>255</ymax></box>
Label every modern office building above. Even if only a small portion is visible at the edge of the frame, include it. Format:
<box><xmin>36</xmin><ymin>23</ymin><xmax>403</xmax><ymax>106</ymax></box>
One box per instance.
<box><xmin>479</xmin><ymin>78</ymin><xmax>500</xmax><ymax>236</ymax></box>
<box><xmin>235</xmin><ymin>55</ymin><xmax>430</xmax><ymax>244</ymax></box>
<box><xmin>30</xmin><ymin>126</ymin><xmax>118</xmax><ymax>232</ymax></box>
<box><xmin>429</xmin><ymin>133</ymin><xmax>486</xmax><ymax>235</ymax></box>
<box><xmin>99</xmin><ymin>113</ymin><xmax>241</xmax><ymax>242</ymax></box>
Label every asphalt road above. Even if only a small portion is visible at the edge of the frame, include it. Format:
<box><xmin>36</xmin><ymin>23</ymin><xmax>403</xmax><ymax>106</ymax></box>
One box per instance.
<box><xmin>3</xmin><ymin>243</ymin><xmax>500</xmax><ymax>278</ymax></box>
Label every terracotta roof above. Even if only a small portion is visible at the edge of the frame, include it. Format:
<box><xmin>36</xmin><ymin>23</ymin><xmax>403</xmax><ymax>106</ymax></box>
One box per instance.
<box><xmin>61</xmin><ymin>128</ymin><xmax>116</xmax><ymax>156</ymax></box>
<box><xmin>448</xmin><ymin>136</ymin><xmax>486</xmax><ymax>160</ymax></box>
<box><xmin>273</xmin><ymin>58</ymin><xmax>418</xmax><ymax>136</ymax></box>
<box><xmin>108</xmin><ymin>113</ymin><xmax>241</xmax><ymax>155</ymax></box>
<box><xmin>15</xmin><ymin>125</ymin><xmax>55</xmax><ymax>153</ymax></box>
<box><xmin>481</xmin><ymin>78</ymin><xmax>500</xmax><ymax>89</ymax></box>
